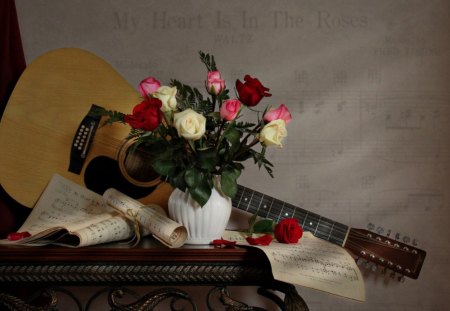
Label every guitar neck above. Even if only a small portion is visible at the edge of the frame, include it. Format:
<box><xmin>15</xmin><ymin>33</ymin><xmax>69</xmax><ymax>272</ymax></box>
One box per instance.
<box><xmin>233</xmin><ymin>185</ymin><xmax>349</xmax><ymax>247</ymax></box>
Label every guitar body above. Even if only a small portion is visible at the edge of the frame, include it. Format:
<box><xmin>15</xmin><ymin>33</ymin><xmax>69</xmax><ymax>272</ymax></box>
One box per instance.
<box><xmin>0</xmin><ymin>48</ymin><xmax>172</xmax><ymax>210</ymax></box>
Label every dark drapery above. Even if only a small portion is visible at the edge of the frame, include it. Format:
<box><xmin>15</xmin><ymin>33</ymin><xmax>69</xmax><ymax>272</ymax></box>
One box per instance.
<box><xmin>0</xmin><ymin>0</ymin><xmax>29</xmax><ymax>238</ymax></box>
<box><xmin>0</xmin><ymin>0</ymin><xmax>26</xmax><ymax>113</ymax></box>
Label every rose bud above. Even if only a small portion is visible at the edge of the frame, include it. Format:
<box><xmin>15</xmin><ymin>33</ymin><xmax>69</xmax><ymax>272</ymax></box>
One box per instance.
<box><xmin>220</xmin><ymin>99</ymin><xmax>241</xmax><ymax>121</ymax></box>
<box><xmin>138</xmin><ymin>77</ymin><xmax>161</xmax><ymax>98</ymax></box>
<box><xmin>274</xmin><ymin>218</ymin><xmax>303</xmax><ymax>244</ymax></box>
<box><xmin>206</xmin><ymin>71</ymin><xmax>226</xmax><ymax>95</ymax></box>
<box><xmin>235</xmin><ymin>75</ymin><xmax>271</xmax><ymax>107</ymax></box>
<box><xmin>263</xmin><ymin>104</ymin><xmax>292</xmax><ymax>124</ymax></box>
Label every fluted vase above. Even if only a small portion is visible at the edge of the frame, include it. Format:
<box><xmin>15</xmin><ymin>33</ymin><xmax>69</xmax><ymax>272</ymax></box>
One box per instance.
<box><xmin>168</xmin><ymin>179</ymin><xmax>232</xmax><ymax>244</ymax></box>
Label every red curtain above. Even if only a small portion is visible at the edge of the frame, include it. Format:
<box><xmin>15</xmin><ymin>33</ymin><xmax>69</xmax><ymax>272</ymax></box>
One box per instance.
<box><xmin>0</xmin><ymin>0</ymin><xmax>26</xmax><ymax>114</ymax></box>
<box><xmin>0</xmin><ymin>0</ymin><xmax>28</xmax><ymax>237</ymax></box>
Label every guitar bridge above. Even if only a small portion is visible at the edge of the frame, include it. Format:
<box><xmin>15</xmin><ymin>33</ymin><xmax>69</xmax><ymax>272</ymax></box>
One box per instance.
<box><xmin>68</xmin><ymin>104</ymin><xmax>102</xmax><ymax>174</ymax></box>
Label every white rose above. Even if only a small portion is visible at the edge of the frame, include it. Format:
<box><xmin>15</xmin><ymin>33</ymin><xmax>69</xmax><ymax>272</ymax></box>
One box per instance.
<box><xmin>259</xmin><ymin>119</ymin><xmax>287</xmax><ymax>147</ymax></box>
<box><xmin>173</xmin><ymin>109</ymin><xmax>206</xmax><ymax>141</ymax></box>
<box><xmin>154</xmin><ymin>86</ymin><xmax>177</xmax><ymax>112</ymax></box>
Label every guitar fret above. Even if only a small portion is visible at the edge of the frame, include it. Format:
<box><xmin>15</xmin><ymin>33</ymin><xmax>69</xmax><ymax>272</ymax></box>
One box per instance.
<box><xmin>266</xmin><ymin>197</ymin><xmax>275</xmax><ymax>219</ymax></box>
<box><xmin>313</xmin><ymin>216</ymin><xmax>322</xmax><ymax>235</ymax></box>
<box><xmin>329</xmin><ymin>222</ymin><xmax>349</xmax><ymax>246</ymax></box>
<box><xmin>247</xmin><ymin>191</ymin><xmax>263</xmax><ymax>215</ymax></box>
<box><xmin>235</xmin><ymin>187</ymin><xmax>245</xmax><ymax>210</ymax></box>
<box><xmin>327</xmin><ymin>223</ymin><xmax>335</xmax><ymax>240</ymax></box>
<box><xmin>314</xmin><ymin>217</ymin><xmax>334</xmax><ymax>241</ymax></box>
<box><xmin>269</xmin><ymin>198</ymin><xmax>286</xmax><ymax>220</ymax></box>
<box><xmin>276</xmin><ymin>202</ymin><xmax>286</xmax><ymax>222</ymax></box>
<box><xmin>245</xmin><ymin>191</ymin><xmax>255</xmax><ymax>212</ymax></box>
<box><xmin>279</xmin><ymin>203</ymin><xmax>295</xmax><ymax>220</ymax></box>
<box><xmin>302</xmin><ymin>212</ymin><xmax>308</xmax><ymax>227</ymax></box>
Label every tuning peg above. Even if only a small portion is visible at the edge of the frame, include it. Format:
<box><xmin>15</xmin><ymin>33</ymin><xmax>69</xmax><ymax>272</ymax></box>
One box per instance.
<box><xmin>376</xmin><ymin>226</ymin><xmax>384</xmax><ymax>234</ymax></box>
<box><xmin>356</xmin><ymin>258</ymin><xmax>366</xmax><ymax>266</ymax></box>
<box><xmin>402</xmin><ymin>235</ymin><xmax>411</xmax><ymax>244</ymax></box>
<box><xmin>395</xmin><ymin>232</ymin><xmax>401</xmax><ymax>240</ymax></box>
<box><xmin>398</xmin><ymin>275</ymin><xmax>406</xmax><ymax>283</ymax></box>
<box><xmin>412</xmin><ymin>238</ymin><xmax>418</xmax><ymax>246</ymax></box>
<box><xmin>386</xmin><ymin>229</ymin><xmax>391</xmax><ymax>237</ymax></box>
<box><xmin>367</xmin><ymin>223</ymin><xmax>375</xmax><ymax>231</ymax></box>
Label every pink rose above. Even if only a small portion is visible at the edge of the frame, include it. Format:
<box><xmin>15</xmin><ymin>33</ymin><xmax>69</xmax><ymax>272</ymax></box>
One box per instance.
<box><xmin>220</xmin><ymin>99</ymin><xmax>241</xmax><ymax>121</ymax></box>
<box><xmin>206</xmin><ymin>71</ymin><xmax>225</xmax><ymax>95</ymax></box>
<box><xmin>138</xmin><ymin>77</ymin><xmax>161</xmax><ymax>98</ymax></box>
<box><xmin>263</xmin><ymin>104</ymin><xmax>292</xmax><ymax>124</ymax></box>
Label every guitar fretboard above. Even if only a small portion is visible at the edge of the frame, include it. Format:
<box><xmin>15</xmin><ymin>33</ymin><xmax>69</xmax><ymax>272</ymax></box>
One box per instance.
<box><xmin>233</xmin><ymin>185</ymin><xmax>349</xmax><ymax>246</ymax></box>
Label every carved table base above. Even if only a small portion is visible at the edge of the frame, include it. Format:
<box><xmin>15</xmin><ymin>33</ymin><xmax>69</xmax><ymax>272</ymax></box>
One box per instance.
<box><xmin>0</xmin><ymin>284</ymin><xmax>308</xmax><ymax>311</ymax></box>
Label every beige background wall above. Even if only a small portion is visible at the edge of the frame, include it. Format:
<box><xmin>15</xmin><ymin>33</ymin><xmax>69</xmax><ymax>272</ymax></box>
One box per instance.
<box><xmin>15</xmin><ymin>0</ymin><xmax>450</xmax><ymax>310</ymax></box>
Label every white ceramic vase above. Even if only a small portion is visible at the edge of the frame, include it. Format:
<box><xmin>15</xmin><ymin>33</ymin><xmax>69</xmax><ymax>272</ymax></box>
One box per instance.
<box><xmin>168</xmin><ymin>179</ymin><xmax>232</xmax><ymax>244</ymax></box>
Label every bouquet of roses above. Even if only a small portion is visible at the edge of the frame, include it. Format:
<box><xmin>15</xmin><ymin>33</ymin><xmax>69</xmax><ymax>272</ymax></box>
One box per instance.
<box><xmin>99</xmin><ymin>52</ymin><xmax>291</xmax><ymax>207</ymax></box>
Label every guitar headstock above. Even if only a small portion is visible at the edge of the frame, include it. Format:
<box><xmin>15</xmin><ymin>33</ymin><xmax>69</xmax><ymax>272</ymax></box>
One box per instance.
<box><xmin>344</xmin><ymin>228</ymin><xmax>426</xmax><ymax>279</ymax></box>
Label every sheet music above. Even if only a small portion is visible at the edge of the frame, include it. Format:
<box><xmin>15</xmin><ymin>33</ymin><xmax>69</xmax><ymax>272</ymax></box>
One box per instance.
<box><xmin>17</xmin><ymin>174</ymin><xmax>115</xmax><ymax>232</ymax></box>
<box><xmin>223</xmin><ymin>231</ymin><xmax>365</xmax><ymax>301</ymax></box>
<box><xmin>0</xmin><ymin>175</ymin><xmax>186</xmax><ymax>247</ymax></box>
<box><xmin>9</xmin><ymin>174</ymin><xmax>134</xmax><ymax>246</ymax></box>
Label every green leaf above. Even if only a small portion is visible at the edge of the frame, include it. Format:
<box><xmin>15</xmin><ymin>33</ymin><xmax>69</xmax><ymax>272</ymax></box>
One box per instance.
<box><xmin>198</xmin><ymin>149</ymin><xmax>217</xmax><ymax>172</ymax></box>
<box><xmin>171</xmin><ymin>171</ymin><xmax>187</xmax><ymax>191</ymax></box>
<box><xmin>184</xmin><ymin>167</ymin><xmax>201</xmax><ymax>187</ymax></box>
<box><xmin>220</xmin><ymin>167</ymin><xmax>241</xmax><ymax>198</ymax></box>
<box><xmin>253</xmin><ymin>219</ymin><xmax>275</xmax><ymax>233</ymax></box>
<box><xmin>189</xmin><ymin>178</ymin><xmax>212</xmax><ymax>207</ymax></box>
<box><xmin>224</xmin><ymin>126</ymin><xmax>241</xmax><ymax>146</ymax></box>
<box><xmin>151</xmin><ymin>159</ymin><xmax>176</xmax><ymax>176</ymax></box>
<box><xmin>199</xmin><ymin>51</ymin><xmax>218</xmax><ymax>71</ymax></box>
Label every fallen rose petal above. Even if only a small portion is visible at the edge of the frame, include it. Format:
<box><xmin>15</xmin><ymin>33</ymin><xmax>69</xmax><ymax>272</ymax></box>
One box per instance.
<box><xmin>246</xmin><ymin>234</ymin><xmax>273</xmax><ymax>246</ymax></box>
<box><xmin>7</xmin><ymin>231</ymin><xmax>31</xmax><ymax>241</ymax></box>
<box><xmin>212</xmin><ymin>239</ymin><xmax>237</xmax><ymax>248</ymax></box>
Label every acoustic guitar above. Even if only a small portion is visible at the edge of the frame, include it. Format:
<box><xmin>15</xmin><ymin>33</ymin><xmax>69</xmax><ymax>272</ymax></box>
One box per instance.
<box><xmin>0</xmin><ymin>48</ymin><xmax>425</xmax><ymax>279</ymax></box>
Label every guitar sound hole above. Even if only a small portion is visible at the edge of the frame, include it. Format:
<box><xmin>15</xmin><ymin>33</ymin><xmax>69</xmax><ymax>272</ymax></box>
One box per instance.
<box><xmin>84</xmin><ymin>156</ymin><xmax>156</xmax><ymax>199</ymax></box>
<box><xmin>123</xmin><ymin>147</ymin><xmax>159</xmax><ymax>183</ymax></box>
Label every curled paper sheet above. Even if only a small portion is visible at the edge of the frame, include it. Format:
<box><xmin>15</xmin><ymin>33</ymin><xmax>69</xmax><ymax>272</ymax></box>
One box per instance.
<box><xmin>103</xmin><ymin>189</ymin><xmax>187</xmax><ymax>248</ymax></box>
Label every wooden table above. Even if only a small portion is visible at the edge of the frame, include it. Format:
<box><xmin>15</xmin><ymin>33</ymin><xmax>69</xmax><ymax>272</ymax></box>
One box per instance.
<box><xmin>0</xmin><ymin>237</ymin><xmax>309</xmax><ymax>310</ymax></box>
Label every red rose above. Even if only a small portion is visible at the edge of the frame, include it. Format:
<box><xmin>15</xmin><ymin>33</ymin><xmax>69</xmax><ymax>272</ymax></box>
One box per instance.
<box><xmin>235</xmin><ymin>75</ymin><xmax>272</xmax><ymax>107</ymax></box>
<box><xmin>124</xmin><ymin>98</ymin><xmax>163</xmax><ymax>131</ymax></box>
<box><xmin>274</xmin><ymin>218</ymin><xmax>303</xmax><ymax>244</ymax></box>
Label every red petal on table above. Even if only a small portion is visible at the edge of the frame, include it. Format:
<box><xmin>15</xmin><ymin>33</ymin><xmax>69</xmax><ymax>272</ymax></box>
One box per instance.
<box><xmin>212</xmin><ymin>239</ymin><xmax>237</xmax><ymax>248</ymax></box>
<box><xmin>7</xmin><ymin>231</ymin><xmax>31</xmax><ymax>241</ymax></box>
<box><xmin>246</xmin><ymin>234</ymin><xmax>273</xmax><ymax>246</ymax></box>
